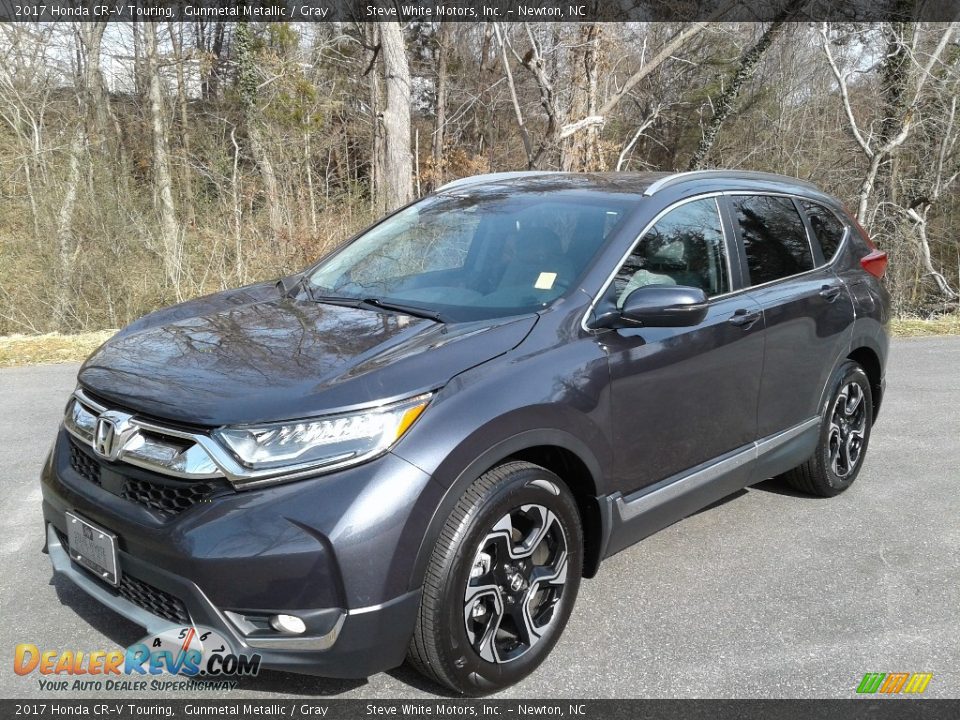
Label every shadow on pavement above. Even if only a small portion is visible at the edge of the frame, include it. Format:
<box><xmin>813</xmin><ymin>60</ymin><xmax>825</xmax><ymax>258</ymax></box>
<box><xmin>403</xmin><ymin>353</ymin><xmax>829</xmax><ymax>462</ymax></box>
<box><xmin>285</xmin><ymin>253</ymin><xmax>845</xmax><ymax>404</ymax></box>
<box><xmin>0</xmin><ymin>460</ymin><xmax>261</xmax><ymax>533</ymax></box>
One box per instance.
<box><xmin>385</xmin><ymin>663</ymin><xmax>456</xmax><ymax>698</ymax></box>
<box><xmin>750</xmin><ymin>476</ymin><xmax>820</xmax><ymax>498</ymax></box>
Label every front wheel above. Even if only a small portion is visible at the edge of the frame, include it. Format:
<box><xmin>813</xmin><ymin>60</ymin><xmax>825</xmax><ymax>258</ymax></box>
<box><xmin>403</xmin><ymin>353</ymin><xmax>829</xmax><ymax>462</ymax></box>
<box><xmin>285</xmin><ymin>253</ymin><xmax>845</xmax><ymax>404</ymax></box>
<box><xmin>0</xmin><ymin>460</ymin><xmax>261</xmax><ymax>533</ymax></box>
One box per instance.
<box><xmin>782</xmin><ymin>360</ymin><xmax>873</xmax><ymax>497</ymax></box>
<box><xmin>408</xmin><ymin>461</ymin><xmax>583</xmax><ymax>695</ymax></box>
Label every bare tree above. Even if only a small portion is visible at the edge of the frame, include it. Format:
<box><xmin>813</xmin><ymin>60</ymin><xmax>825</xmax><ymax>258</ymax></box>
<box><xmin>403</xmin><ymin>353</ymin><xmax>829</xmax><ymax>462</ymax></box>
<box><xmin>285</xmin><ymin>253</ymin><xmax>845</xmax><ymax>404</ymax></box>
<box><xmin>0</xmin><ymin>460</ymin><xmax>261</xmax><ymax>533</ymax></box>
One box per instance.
<box><xmin>168</xmin><ymin>22</ymin><xmax>195</xmax><ymax>227</ymax></box>
<box><xmin>430</xmin><ymin>22</ymin><xmax>451</xmax><ymax>188</ymax></box>
<box><xmin>235</xmin><ymin>23</ymin><xmax>284</xmax><ymax>244</ymax></box>
<box><xmin>688</xmin><ymin>20</ymin><xmax>791</xmax><ymax>170</ymax></box>
<box><xmin>820</xmin><ymin>21</ymin><xmax>958</xmax><ymax>222</ymax></box>
<box><xmin>52</xmin><ymin>22</ymin><xmax>107</xmax><ymax>330</ymax></box>
<box><xmin>378</xmin><ymin>20</ymin><xmax>413</xmax><ymax>210</ymax></box>
<box><xmin>3</xmin><ymin>20</ymin><xmax>960</xmax><ymax>334</ymax></box>
<box><xmin>144</xmin><ymin>22</ymin><xmax>183</xmax><ymax>298</ymax></box>
<box><xmin>562</xmin><ymin>22</ymin><xmax>603</xmax><ymax>171</ymax></box>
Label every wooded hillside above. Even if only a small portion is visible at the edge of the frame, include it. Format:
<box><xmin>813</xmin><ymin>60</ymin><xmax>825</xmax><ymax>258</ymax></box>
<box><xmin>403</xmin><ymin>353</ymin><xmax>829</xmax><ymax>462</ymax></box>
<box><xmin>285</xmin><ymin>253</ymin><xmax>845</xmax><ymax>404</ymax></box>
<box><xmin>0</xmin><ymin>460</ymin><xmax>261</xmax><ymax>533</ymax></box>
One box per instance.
<box><xmin>1</xmin><ymin>20</ymin><xmax>958</xmax><ymax>333</ymax></box>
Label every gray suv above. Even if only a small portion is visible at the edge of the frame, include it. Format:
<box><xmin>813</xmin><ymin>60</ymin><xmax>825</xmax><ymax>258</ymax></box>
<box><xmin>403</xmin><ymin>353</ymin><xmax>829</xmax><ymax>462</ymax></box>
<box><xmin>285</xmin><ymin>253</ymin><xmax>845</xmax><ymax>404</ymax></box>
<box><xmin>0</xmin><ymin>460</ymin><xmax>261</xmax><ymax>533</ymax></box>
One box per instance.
<box><xmin>41</xmin><ymin>170</ymin><xmax>889</xmax><ymax>694</ymax></box>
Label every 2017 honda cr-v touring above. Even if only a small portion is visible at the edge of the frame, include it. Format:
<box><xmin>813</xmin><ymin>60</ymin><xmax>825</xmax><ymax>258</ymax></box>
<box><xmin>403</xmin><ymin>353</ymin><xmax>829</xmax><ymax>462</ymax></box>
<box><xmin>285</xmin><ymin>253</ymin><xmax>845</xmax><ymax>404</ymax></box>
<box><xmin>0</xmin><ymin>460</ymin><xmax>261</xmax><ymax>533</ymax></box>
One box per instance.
<box><xmin>41</xmin><ymin>170</ymin><xmax>889</xmax><ymax>694</ymax></box>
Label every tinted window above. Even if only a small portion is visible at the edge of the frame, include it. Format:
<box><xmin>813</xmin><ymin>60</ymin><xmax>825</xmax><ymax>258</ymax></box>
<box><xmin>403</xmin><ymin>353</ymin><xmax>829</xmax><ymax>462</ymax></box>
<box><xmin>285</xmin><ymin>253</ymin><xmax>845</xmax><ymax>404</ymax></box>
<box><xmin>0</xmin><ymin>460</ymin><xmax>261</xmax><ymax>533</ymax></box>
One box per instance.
<box><xmin>801</xmin><ymin>200</ymin><xmax>846</xmax><ymax>262</ymax></box>
<box><xmin>730</xmin><ymin>195</ymin><xmax>813</xmax><ymax>285</ymax></box>
<box><xmin>613</xmin><ymin>198</ymin><xmax>730</xmax><ymax>307</ymax></box>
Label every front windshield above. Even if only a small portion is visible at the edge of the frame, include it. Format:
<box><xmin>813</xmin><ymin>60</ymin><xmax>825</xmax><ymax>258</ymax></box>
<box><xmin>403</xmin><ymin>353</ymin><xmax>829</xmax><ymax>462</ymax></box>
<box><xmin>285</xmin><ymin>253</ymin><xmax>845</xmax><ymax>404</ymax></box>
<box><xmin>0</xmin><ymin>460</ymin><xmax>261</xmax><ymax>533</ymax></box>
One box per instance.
<box><xmin>307</xmin><ymin>189</ymin><xmax>638</xmax><ymax>322</ymax></box>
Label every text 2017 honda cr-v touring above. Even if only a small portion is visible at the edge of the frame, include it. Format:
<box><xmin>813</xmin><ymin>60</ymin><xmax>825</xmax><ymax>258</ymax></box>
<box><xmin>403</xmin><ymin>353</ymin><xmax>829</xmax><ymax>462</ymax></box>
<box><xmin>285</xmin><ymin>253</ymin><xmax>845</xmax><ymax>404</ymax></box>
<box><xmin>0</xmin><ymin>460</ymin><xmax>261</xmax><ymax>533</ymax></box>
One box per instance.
<box><xmin>41</xmin><ymin>170</ymin><xmax>889</xmax><ymax>694</ymax></box>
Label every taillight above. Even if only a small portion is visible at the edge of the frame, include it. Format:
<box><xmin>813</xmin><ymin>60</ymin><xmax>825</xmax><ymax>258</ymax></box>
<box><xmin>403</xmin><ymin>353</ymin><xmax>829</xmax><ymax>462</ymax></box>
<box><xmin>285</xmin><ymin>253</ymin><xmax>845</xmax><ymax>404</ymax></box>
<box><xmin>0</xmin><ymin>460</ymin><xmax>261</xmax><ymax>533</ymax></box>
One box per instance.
<box><xmin>860</xmin><ymin>250</ymin><xmax>888</xmax><ymax>278</ymax></box>
<box><xmin>844</xmin><ymin>207</ymin><xmax>886</xmax><ymax>278</ymax></box>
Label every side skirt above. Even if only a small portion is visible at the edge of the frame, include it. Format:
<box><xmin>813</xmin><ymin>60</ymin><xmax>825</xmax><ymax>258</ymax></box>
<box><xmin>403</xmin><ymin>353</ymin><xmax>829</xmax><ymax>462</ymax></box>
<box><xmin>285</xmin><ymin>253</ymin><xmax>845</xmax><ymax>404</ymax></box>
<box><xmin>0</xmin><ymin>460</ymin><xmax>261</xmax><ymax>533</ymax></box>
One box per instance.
<box><xmin>600</xmin><ymin>417</ymin><xmax>819</xmax><ymax>559</ymax></box>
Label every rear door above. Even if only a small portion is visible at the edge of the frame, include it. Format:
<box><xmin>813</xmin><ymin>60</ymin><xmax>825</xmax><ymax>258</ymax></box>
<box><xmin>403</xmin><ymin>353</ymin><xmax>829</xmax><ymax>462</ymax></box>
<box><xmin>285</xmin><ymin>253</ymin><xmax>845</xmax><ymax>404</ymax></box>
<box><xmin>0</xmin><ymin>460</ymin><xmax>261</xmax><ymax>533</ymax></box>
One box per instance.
<box><xmin>724</xmin><ymin>194</ymin><xmax>854</xmax><ymax>439</ymax></box>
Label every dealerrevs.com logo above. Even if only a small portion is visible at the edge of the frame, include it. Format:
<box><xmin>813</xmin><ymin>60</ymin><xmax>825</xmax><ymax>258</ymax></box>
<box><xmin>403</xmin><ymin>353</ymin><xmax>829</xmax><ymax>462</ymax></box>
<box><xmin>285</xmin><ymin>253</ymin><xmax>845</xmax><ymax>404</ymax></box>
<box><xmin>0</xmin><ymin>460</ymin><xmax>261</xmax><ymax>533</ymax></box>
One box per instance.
<box><xmin>14</xmin><ymin>626</ymin><xmax>260</xmax><ymax>692</ymax></box>
<box><xmin>856</xmin><ymin>672</ymin><xmax>933</xmax><ymax>695</ymax></box>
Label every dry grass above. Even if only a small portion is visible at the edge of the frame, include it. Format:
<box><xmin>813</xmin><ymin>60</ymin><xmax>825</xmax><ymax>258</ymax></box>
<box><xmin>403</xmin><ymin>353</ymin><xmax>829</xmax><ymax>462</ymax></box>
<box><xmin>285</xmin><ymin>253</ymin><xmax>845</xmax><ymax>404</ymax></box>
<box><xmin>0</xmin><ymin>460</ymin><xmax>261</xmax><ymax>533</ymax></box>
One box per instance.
<box><xmin>0</xmin><ymin>331</ymin><xmax>117</xmax><ymax>368</ymax></box>
<box><xmin>0</xmin><ymin>317</ymin><xmax>957</xmax><ymax>367</ymax></box>
<box><xmin>889</xmin><ymin>315</ymin><xmax>960</xmax><ymax>337</ymax></box>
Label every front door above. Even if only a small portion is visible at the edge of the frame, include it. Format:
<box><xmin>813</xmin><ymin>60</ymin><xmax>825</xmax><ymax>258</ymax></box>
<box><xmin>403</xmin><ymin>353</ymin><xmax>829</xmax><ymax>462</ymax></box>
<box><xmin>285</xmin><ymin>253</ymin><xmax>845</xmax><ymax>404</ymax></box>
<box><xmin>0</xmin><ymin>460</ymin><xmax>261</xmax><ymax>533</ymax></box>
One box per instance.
<box><xmin>600</xmin><ymin>196</ymin><xmax>765</xmax><ymax>493</ymax></box>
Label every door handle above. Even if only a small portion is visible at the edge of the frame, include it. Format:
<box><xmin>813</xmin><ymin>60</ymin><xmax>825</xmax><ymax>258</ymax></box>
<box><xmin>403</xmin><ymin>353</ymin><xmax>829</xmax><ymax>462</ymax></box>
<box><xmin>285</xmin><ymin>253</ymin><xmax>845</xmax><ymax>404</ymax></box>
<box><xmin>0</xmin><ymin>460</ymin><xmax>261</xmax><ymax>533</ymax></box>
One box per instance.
<box><xmin>728</xmin><ymin>308</ymin><xmax>761</xmax><ymax>328</ymax></box>
<box><xmin>819</xmin><ymin>285</ymin><xmax>842</xmax><ymax>302</ymax></box>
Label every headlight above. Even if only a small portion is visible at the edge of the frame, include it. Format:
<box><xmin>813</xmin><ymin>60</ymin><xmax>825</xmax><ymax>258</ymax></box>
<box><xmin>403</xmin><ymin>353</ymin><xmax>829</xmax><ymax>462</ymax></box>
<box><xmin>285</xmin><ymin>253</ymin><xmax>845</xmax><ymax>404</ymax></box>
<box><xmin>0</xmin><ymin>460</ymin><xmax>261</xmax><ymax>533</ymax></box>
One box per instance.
<box><xmin>213</xmin><ymin>393</ymin><xmax>431</xmax><ymax>475</ymax></box>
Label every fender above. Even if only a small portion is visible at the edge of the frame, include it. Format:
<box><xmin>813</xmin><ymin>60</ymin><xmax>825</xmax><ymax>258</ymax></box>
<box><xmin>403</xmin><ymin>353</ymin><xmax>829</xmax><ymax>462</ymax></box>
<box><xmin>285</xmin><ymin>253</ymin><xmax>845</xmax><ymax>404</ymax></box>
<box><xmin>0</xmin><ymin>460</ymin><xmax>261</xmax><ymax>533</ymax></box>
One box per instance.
<box><xmin>405</xmin><ymin>426</ymin><xmax>607</xmax><ymax>593</ymax></box>
<box><xmin>847</xmin><ymin>326</ymin><xmax>887</xmax><ymax>369</ymax></box>
<box><xmin>817</xmin><ymin>336</ymin><xmax>857</xmax><ymax>415</ymax></box>
<box><xmin>840</xmin><ymin>320</ymin><xmax>888</xmax><ymax>418</ymax></box>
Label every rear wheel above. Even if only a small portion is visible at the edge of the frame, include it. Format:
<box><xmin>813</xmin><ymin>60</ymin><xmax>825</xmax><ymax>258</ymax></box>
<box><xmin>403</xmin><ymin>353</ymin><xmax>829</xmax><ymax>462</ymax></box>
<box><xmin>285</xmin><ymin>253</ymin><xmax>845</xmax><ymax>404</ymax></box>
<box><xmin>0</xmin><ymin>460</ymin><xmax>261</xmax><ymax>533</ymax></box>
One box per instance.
<box><xmin>782</xmin><ymin>360</ymin><xmax>873</xmax><ymax>497</ymax></box>
<box><xmin>408</xmin><ymin>461</ymin><xmax>582</xmax><ymax>695</ymax></box>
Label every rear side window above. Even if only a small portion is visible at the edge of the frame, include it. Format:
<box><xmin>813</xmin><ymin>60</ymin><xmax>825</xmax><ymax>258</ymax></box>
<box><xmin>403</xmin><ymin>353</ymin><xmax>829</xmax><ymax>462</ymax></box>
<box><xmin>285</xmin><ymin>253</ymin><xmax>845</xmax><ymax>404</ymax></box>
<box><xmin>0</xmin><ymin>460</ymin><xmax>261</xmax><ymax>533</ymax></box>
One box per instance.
<box><xmin>730</xmin><ymin>195</ymin><xmax>813</xmax><ymax>286</ymax></box>
<box><xmin>801</xmin><ymin>200</ymin><xmax>846</xmax><ymax>262</ymax></box>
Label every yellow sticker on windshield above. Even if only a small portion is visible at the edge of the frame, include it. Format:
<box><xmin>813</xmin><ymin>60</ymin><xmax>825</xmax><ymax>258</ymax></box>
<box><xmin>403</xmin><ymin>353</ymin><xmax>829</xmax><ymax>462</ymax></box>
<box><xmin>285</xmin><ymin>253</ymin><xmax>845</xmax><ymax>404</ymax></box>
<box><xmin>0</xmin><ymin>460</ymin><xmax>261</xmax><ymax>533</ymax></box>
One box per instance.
<box><xmin>535</xmin><ymin>272</ymin><xmax>557</xmax><ymax>290</ymax></box>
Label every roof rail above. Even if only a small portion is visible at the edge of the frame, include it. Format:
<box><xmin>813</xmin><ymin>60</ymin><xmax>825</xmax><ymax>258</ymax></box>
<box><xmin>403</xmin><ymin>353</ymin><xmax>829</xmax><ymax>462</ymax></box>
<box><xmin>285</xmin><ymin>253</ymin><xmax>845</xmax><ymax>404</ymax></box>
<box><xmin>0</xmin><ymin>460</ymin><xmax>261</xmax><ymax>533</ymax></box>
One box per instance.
<box><xmin>642</xmin><ymin>169</ymin><xmax>820</xmax><ymax>197</ymax></box>
<box><xmin>435</xmin><ymin>171</ymin><xmax>562</xmax><ymax>193</ymax></box>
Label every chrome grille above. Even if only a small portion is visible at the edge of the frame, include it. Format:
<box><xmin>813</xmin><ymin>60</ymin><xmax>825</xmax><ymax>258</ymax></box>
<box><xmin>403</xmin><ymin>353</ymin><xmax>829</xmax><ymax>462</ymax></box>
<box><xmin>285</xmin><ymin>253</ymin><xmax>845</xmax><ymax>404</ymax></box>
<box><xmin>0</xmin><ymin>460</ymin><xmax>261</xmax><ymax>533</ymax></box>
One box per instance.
<box><xmin>64</xmin><ymin>391</ymin><xmax>221</xmax><ymax>480</ymax></box>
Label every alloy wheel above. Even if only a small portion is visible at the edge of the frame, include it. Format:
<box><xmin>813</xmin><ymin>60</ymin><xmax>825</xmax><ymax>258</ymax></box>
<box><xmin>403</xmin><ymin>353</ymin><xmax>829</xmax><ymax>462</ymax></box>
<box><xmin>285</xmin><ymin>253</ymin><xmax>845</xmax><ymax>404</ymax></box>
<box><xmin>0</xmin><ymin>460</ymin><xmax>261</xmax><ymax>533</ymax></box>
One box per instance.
<box><xmin>828</xmin><ymin>381</ymin><xmax>867</xmax><ymax>478</ymax></box>
<box><xmin>463</xmin><ymin>504</ymin><xmax>568</xmax><ymax>664</ymax></box>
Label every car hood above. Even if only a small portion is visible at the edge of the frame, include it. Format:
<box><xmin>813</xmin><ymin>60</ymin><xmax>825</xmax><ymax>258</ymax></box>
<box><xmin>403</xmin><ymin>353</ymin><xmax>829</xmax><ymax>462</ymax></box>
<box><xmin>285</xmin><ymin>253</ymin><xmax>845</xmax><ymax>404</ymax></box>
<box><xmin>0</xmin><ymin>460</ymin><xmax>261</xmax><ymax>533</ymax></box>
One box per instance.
<box><xmin>78</xmin><ymin>281</ymin><xmax>537</xmax><ymax>426</ymax></box>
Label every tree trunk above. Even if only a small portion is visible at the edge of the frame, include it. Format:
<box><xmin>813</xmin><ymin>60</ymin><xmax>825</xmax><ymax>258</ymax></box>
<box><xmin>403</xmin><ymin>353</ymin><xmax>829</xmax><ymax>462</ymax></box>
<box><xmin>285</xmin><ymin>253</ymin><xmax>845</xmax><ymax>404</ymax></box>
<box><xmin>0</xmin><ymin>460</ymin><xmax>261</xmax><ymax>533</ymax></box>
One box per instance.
<box><xmin>247</xmin><ymin>123</ymin><xmax>283</xmax><ymax>240</ymax></box>
<box><xmin>144</xmin><ymin>23</ymin><xmax>182</xmax><ymax>297</ymax></box>
<box><xmin>364</xmin><ymin>23</ymin><xmax>385</xmax><ymax>213</ymax></box>
<box><xmin>494</xmin><ymin>23</ymin><xmax>534</xmax><ymax>169</ymax></box>
<box><xmin>877</xmin><ymin>21</ymin><xmax>912</xmax><ymax>206</ymax></box>
<box><xmin>688</xmin><ymin>20</ymin><xmax>787</xmax><ymax>171</ymax></box>
<box><xmin>378</xmin><ymin>20</ymin><xmax>413</xmax><ymax>211</ymax></box>
<box><xmin>562</xmin><ymin>23</ymin><xmax>603</xmax><ymax>171</ymax></box>
<box><xmin>169</xmin><ymin>22</ymin><xmax>195</xmax><ymax>226</ymax></box>
<box><xmin>53</xmin><ymin>125</ymin><xmax>85</xmax><ymax>331</ymax></box>
<box><xmin>53</xmin><ymin>21</ymin><xmax>107</xmax><ymax>331</ymax></box>
<box><xmin>431</xmin><ymin>22</ymin><xmax>450</xmax><ymax>189</ymax></box>
<box><xmin>235</xmin><ymin>23</ymin><xmax>284</xmax><ymax>241</ymax></box>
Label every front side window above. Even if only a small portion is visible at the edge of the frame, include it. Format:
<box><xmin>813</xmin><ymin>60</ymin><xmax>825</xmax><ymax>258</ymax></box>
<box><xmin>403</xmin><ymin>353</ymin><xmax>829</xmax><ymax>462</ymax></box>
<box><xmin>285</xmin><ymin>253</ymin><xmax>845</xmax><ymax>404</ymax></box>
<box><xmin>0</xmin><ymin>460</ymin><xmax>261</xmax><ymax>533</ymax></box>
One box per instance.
<box><xmin>730</xmin><ymin>195</ymin><xmax>813</xmax><ymax>286</ymax></box>
<box><xmin>612</xmin><ymin>197</ymin><xmax>730</xmax><ymax>308</ymax></box>
<box><xmin>308</xmin><ymin>190</ymin><xmax>636</xmax><ymax>322</ymax></box>
<box><xmin>801</xmin><ymin>200</ymin><xmax>846</xmax><ymax>263</ymax></box>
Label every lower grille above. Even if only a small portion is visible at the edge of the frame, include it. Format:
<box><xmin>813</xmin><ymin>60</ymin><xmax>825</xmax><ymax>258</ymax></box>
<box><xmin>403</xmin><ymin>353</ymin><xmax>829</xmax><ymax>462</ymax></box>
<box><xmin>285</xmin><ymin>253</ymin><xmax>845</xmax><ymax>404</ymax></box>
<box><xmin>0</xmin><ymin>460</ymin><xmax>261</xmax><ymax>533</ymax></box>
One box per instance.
<box><xmin>122</xmin><ymin>477</ymin><xmax>218</xmax><ymax>519</ymax></box>
<box><xmin>56</xmin><ymin>528</ymin><xmax>190</xmax><ymax>625</ymax></box>
<box><xmin>117</xmin><ymin>574</ymin><xmax>190</xmax><ymax>625</ymax></box>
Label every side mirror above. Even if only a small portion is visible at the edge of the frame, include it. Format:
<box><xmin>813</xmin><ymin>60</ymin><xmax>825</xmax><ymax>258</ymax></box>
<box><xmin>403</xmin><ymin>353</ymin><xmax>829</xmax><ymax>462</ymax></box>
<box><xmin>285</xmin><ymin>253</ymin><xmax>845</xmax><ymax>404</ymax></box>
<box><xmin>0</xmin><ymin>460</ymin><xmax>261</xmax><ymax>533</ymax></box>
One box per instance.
<box><xmin>593</xmin><ymin>285</ymin><xmax>709</xmax><ymax>329</ymax></box>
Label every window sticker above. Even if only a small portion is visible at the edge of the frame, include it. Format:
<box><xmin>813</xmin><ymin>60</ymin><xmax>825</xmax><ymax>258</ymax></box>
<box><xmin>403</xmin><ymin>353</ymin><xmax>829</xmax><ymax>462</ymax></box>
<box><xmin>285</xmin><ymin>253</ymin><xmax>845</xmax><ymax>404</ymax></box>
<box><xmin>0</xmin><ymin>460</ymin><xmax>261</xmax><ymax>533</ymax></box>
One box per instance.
<box><xmin>534</xmin><ymin>272</ymin><xmax>557</xmax><ymax>290</ymax></box>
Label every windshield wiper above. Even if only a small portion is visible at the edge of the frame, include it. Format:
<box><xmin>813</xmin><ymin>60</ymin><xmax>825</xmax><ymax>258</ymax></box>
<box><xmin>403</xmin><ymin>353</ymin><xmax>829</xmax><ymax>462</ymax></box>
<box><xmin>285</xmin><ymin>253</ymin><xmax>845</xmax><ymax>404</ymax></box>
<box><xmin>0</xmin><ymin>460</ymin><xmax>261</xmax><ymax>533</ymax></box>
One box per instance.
<box><xmin>309</xmin><ymin>293</ymin><xmax>366</xmax><ymax>307</ymax></box>
<box><xmin>359</xmin><ymin>298</ymin><xmax>445</xmax><ymax>323</ymax></box>
<box><xmin>302</xmin><ymin>288</ymin><xmax>445</xmax><ymax>323</ymax></box>
<box><xmin>283</xmin><ymin>274</ymin><xmax>329</xmax><ymax>302</ymax></box>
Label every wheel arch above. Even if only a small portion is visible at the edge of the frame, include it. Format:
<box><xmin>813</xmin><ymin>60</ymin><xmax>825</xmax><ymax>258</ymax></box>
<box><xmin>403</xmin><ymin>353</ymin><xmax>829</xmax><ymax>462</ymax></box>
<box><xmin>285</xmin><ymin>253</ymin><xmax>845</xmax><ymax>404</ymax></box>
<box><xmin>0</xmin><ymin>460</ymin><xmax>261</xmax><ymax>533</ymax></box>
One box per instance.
<box><xmin>408</xmin><ymin>430</ymin><xmax>610</xmax><ymax>593</ymax></box>
<box><xmin>847</xmin><ymin>345</ymin><xmax>883</xmax><ymax>421</ymax></box>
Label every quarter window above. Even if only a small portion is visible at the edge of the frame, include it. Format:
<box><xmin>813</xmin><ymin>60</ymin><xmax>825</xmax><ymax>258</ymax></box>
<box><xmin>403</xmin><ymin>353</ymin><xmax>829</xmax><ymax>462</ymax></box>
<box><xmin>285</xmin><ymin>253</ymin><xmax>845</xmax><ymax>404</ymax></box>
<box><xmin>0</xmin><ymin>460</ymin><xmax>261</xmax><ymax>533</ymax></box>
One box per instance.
<box><xmin>730</xmin><ymin>195</ymin><xmax>814</xmax><ymax>286</ymax></box>
<box><xmin>613</xmin><ymin>198</ymin><xmax>730</xmax><ymax>307</ymax></box>
<box><xmin>801</xmin><ymin>200</ymin><xmax>846</xmax><ymax>263</ymax></box>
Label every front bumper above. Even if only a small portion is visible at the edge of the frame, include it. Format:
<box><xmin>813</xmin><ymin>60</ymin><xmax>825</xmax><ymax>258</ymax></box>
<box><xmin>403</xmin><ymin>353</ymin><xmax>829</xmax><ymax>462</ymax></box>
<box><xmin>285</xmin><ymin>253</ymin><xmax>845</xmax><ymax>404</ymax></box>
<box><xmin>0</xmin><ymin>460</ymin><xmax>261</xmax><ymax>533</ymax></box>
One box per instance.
<box><xmin>41</xmin><ymin>430</ymin><xmax>431</xmax><ymax>678</ymax></box>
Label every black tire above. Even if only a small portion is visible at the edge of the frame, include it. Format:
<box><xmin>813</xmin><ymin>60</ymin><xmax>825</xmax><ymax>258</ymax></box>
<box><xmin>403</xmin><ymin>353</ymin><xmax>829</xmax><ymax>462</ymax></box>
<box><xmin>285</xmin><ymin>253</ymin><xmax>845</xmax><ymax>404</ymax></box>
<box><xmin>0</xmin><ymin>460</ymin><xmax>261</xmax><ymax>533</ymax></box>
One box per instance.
<box><xmin>783</xmin><ymin>360</ymin><xmax>873</xmax><ymax>497</ymax></box>
<box><xmin>408</xmin><ymin>461</ymin><xmax>583</xmax><ymax>696</ymax></box>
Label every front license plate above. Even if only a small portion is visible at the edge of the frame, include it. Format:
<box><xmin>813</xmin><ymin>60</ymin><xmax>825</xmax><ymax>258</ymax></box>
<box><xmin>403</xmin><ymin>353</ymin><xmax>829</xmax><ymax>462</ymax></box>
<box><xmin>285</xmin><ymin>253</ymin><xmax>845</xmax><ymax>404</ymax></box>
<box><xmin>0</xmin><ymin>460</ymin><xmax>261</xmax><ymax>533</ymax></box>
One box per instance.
<box><xmin>65</xmin><ymin>511</ymin><xmax>120</xmax><ymax>586</ymax></box>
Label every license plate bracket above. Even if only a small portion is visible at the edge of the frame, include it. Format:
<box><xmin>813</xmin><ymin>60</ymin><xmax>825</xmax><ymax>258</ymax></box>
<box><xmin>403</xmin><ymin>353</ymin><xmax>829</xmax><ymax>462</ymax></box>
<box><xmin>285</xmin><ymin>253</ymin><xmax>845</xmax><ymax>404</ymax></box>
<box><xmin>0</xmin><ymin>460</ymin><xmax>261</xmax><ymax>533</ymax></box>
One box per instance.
<box><xmin>65</xmin><ymin>511</ymin><xmax>120</xmax><ymax>586</ymax></box>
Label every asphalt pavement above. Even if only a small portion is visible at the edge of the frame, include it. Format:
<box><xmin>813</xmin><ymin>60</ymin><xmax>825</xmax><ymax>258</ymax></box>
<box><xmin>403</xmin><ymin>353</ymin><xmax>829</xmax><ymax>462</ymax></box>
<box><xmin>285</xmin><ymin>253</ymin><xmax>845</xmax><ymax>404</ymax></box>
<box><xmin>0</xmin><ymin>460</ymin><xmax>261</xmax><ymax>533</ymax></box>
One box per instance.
<box><xmin>1</xmin><ymin>336</ymin><xmax>957</xmax><ymax>699</ymax></box>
